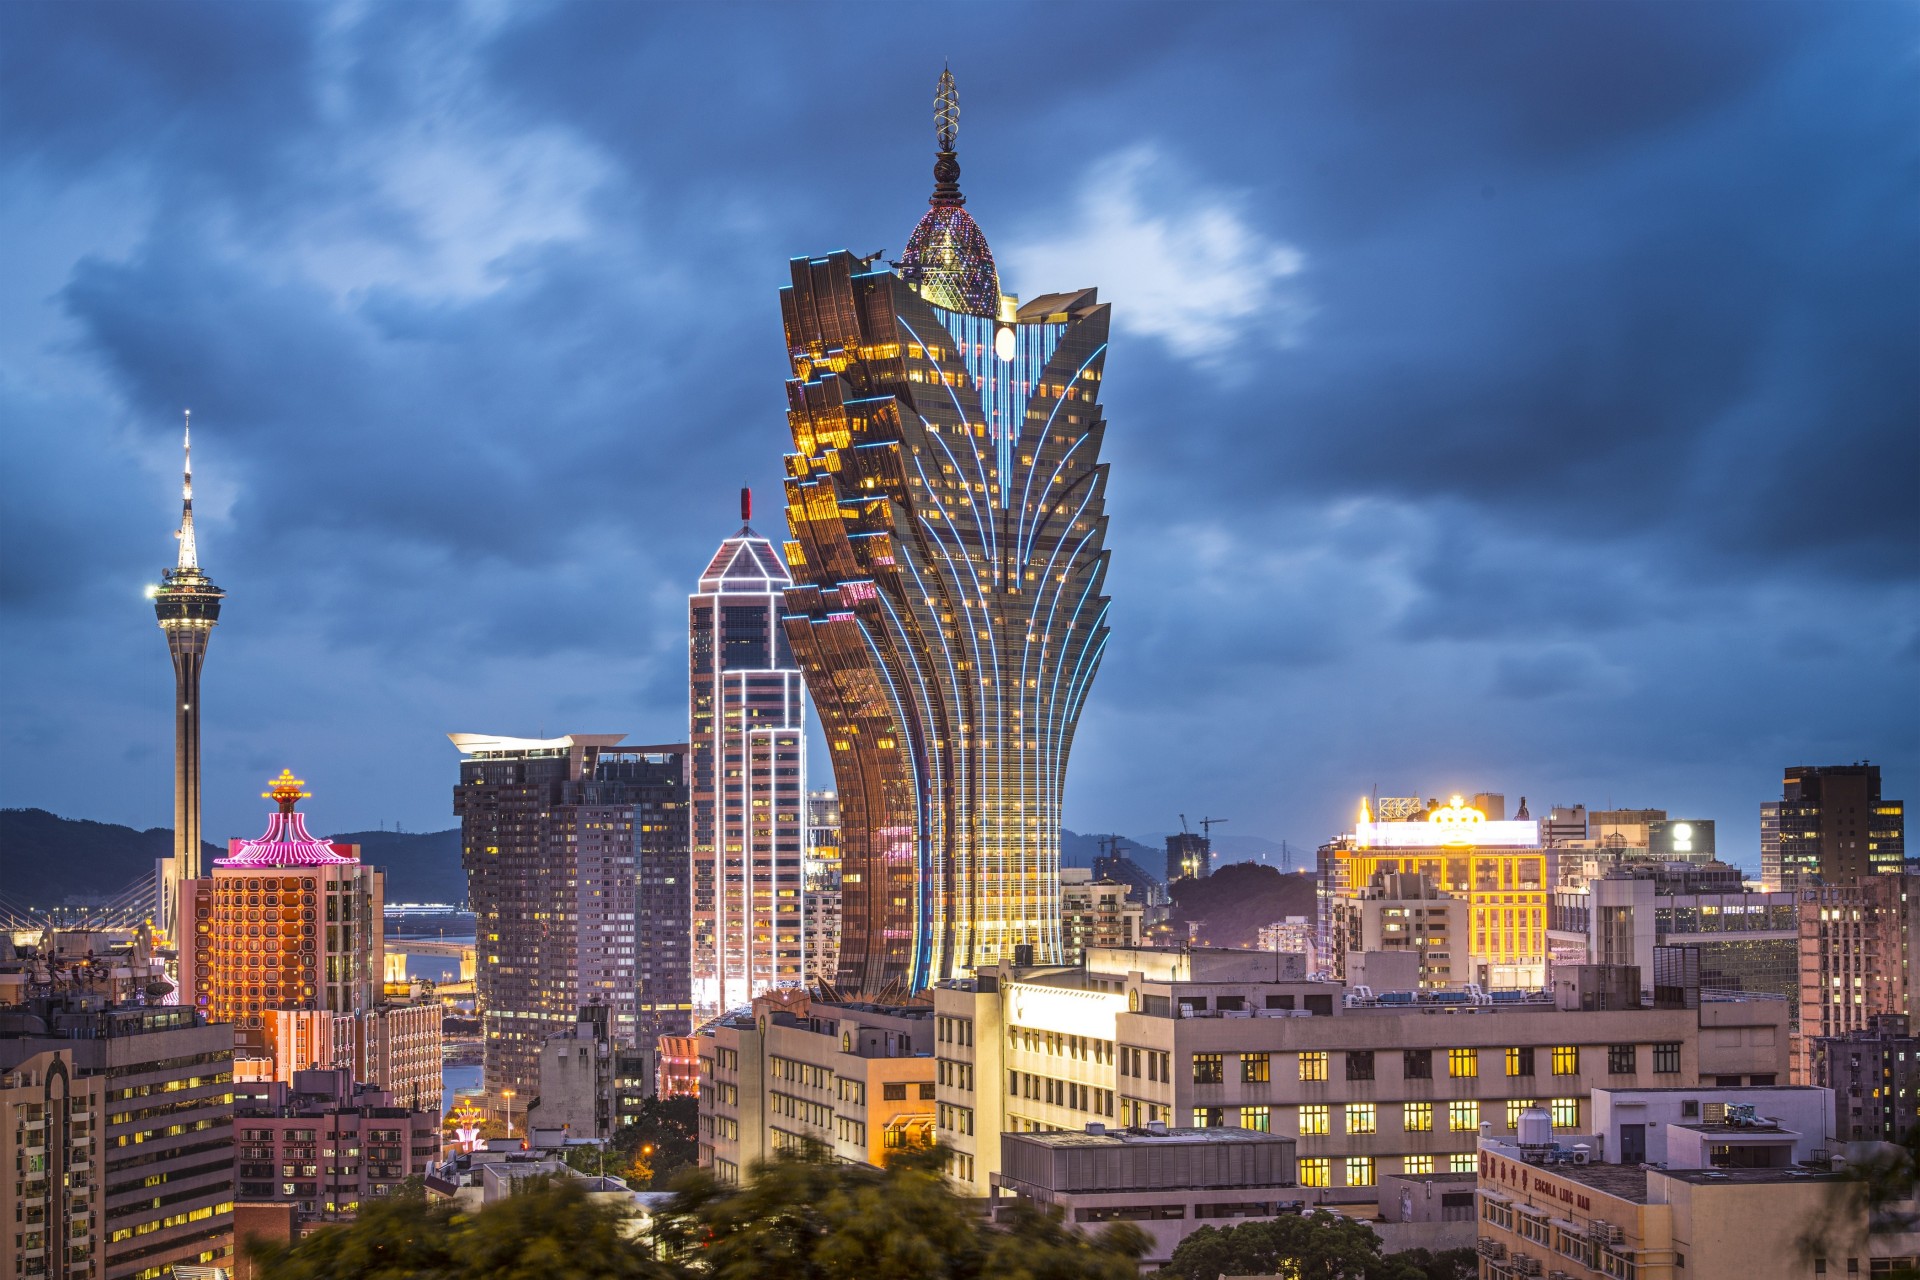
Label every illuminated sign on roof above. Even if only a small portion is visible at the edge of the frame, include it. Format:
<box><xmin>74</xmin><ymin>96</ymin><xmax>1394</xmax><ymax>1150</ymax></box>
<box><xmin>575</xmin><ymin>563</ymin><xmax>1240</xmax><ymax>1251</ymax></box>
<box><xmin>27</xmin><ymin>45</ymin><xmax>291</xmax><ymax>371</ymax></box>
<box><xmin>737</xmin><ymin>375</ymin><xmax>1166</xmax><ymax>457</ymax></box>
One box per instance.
<box><xmin>1355</xmin><ymin>796</ymin><xmax>1540</xmax><ymax>849</ymax></box>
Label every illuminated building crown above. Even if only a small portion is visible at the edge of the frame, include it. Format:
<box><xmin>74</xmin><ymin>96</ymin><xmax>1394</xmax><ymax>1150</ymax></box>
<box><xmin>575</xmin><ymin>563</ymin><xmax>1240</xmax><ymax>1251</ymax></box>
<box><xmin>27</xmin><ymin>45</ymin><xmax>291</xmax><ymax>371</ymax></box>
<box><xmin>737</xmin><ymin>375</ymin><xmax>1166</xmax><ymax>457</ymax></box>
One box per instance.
<box><xmin>1428</xmin><ymin>796</ymin><xmax>1488</xmax><ymax>846</ymax></box>
<box><xmin>900</xmin><ymin>67</ymin><xmax>1001</xmax><ymax>316</ymax></box>
<box><xmin>219</xmin><ymin>770</ymin><xmax>358</xmax><ymax>867</ymax></box>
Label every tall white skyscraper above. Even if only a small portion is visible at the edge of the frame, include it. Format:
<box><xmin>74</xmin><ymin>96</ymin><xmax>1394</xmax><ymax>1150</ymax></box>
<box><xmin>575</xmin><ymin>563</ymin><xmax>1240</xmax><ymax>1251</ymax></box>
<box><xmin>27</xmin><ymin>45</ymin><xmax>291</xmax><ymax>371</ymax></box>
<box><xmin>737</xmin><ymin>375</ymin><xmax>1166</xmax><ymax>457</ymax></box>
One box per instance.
<box><xmin>689</xmin><ymin>490</ymin><xmax>807</xmax><ymax>1015</ymax></box>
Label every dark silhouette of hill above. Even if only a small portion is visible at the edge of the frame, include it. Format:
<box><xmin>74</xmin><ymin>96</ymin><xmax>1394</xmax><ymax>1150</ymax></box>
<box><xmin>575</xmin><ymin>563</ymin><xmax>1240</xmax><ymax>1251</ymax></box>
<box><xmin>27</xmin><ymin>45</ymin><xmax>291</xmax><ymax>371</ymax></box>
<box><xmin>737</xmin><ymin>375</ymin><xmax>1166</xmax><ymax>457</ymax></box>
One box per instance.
<box><xmin>0</xmin><ymin>809</ymin><xmax>465</xmax><ymax>907</ymax></box>
<box><xmin>1169</xmin><ymin>862</ymin><xmax>1318</xmax><ymax>949</ymax></box>
<box><xmin>0</xmin><ymin>809</ymin><xmax>212</xmax><ymax>905</ymax></box>
<box><xmin>330</xmin><ymin>828</ymin><xmax>464</xmax><ymax>904</ymax></box>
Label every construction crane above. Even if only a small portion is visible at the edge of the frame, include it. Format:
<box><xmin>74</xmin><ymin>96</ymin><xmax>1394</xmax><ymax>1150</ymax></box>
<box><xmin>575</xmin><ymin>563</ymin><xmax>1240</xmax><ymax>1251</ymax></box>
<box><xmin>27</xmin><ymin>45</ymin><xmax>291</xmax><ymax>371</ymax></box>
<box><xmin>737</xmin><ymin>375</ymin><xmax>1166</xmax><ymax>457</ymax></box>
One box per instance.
<box><xmin>1198</xmin><ymin>816</ymin><xmax>1229</xmax><ymax>840</ymax></box>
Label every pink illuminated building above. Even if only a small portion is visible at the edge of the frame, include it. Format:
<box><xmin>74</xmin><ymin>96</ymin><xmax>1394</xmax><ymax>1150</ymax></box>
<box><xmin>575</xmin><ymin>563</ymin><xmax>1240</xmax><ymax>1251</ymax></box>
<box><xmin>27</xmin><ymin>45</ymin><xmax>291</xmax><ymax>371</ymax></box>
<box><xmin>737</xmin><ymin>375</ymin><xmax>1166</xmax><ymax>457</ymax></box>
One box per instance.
<box><xmin>181</xmin><ymin>771</ymin><xmax>385</xmax><ymax>1061</ymax></box>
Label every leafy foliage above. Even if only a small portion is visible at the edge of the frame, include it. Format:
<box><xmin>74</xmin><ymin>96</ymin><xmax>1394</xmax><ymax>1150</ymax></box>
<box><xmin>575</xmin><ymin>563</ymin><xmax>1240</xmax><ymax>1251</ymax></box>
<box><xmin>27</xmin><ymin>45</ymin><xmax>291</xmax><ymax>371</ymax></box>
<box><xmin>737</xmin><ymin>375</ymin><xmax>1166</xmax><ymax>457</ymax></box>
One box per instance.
<box><xmin>248</xmin><ymin>1178</ymin><xmax>675</xmax><ymax>1280</ymax></box>
<box><xmin>251</xmin><ymin>1145</ymin><xmax>1148</xmax><ymax>1280</ymax></box>
<box><xmin>1157</xmin><ymin>1213</ymin><xmax>1459</xmax><ymax>1280</ymax></box>
<box><xmin>656</xmin><ymin>1144</ymin><xmax>1146</xmax><ymax>1280</ymax></box>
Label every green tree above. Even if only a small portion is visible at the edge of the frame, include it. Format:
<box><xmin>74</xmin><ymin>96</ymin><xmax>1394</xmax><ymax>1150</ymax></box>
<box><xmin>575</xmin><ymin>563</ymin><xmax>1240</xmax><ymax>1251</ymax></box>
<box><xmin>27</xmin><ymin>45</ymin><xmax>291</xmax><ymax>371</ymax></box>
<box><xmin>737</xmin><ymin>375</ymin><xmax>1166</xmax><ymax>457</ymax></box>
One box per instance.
<box><xmin>610</xmin><ymin>1096</ymin><xmax>700</xmax><ymax>1188</ymax></box>
<box><xmin>1159</xmin><ymin>1213</ymin><xmax>1399</xmax><ymax>1280</ymax></box>
<box><xmin>656</xmin><ymin>1143</ymin><xmax>1145</xmax><ymax>1280</ymax></box>
<box><xmin>250</xmin><ymin>1178</ymin><xmax>678</xmax><ymax>1280</ymax></box>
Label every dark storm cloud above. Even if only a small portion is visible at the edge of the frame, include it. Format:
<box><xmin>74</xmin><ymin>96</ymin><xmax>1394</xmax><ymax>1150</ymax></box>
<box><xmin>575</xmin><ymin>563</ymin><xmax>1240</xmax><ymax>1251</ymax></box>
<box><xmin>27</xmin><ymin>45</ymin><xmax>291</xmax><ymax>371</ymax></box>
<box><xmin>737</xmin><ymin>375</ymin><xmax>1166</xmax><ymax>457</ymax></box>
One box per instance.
<box><xmin>0</xmin><ymin>0</ymin><xmax>1912</xmax><ymax>860</ymax></box>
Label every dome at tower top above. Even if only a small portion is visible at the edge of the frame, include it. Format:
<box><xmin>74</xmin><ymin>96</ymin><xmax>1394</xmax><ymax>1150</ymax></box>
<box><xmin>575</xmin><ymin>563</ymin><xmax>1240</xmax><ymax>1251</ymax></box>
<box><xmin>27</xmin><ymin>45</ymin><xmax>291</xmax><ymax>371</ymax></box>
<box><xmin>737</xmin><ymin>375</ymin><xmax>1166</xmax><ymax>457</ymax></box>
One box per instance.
<box><xmin>898</xmin><ymin>66</ymin><xmax>1002</xmax><ymax>317</ymax></box>
<box><xmin>902</xmin><ymin>205</ymin><xmax>1000</xmax><ymax>316</ymax></box>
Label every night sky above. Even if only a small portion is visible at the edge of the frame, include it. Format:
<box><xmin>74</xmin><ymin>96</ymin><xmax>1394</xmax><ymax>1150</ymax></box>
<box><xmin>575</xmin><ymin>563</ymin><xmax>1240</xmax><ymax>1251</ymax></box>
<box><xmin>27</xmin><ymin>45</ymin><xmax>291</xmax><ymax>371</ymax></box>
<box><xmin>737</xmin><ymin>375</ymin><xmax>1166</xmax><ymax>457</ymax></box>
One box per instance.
<box><xmin>2</xmin><ymin>3</ymin><xmax>1914</xmax><ymax>872</ymax></box>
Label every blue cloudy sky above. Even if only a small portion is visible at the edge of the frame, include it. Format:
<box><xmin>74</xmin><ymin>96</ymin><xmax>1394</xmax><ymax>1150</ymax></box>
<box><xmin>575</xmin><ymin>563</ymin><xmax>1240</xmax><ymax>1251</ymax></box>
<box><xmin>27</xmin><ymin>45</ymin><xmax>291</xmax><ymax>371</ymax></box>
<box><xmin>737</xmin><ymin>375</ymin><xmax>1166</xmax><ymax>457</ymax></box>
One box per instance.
<box><xmin>2</xmin><ymin>2</ymin><xmax>1914</xmax><ymax>871</ymax></box>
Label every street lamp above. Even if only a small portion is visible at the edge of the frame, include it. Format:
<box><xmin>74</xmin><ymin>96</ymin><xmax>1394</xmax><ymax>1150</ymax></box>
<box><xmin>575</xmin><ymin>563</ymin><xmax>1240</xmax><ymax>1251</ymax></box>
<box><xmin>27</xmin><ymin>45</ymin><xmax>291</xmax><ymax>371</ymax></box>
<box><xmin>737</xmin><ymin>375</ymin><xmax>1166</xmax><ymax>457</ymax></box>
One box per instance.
<box><xmin>502</xmin><ymin>1088</ymin><xmax>516</xmax><ymax>1138</ymax></box>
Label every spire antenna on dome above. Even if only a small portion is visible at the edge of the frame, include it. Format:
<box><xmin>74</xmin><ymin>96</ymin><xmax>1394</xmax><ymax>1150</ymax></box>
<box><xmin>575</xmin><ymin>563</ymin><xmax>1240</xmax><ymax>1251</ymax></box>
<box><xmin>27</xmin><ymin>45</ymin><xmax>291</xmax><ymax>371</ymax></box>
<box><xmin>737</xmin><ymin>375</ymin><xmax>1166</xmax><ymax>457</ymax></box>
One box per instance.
<box><xmin>931</xmin><ymin>65</ymin><xmax>964</xmax><ymax>207</ymax></box>
<box><xmin>262</xmin><ymin>769</ymin><xmax>312</xmax><ymax>815</ymax></box>
<box><xmin>176</xmin><ymin>410</ymin><xmax>198</xmax><ymax>571</ymax></box>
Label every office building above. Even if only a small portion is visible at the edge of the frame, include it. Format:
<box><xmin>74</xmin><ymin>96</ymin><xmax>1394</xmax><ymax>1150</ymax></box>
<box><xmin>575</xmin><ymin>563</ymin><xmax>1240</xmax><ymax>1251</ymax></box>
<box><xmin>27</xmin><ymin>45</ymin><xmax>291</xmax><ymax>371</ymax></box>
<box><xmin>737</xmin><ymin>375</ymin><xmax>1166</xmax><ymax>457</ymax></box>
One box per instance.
<box><xmin>151</xmin><ymin>418</ymin><xmax>226</xmax><ymax>942</ymax></box>
<box><xmin>1059</xmin><ymin>870</ymin><xmax>1144</xmax><ymax>964</ymax></box>
<box><xmin>233</xmin><ymin>1068</ymin><xmax>439</xmax><ymax>1225</ymax></box>
<box><xmin>779</xmin><ymin>69</ymin><xmax>1114</xmax><ymax>997</ymax></box>
<box><xmin>179</xmin><ymin>772</ymin><xmax>383</xmax><ymax>1063</ymax></box>
<box><xmin>1778</xmin><ymin>764</ymin><xmax>1906</xmax><ymax>887</ymax></box>
<box><xmin>697</xmin><ymin>991</ymin><xmax>935</xmax><ymax>1185</ymax></box>
<box><xmin>1330</xmin><ymin>796</ymin><xmax>1548</xmax><ymax>988</ymax></box>
<box><xmin>1590</xmin><ymin>809</ymin><xmax>1667</xmax><ymax>850</ymax></box>
<box><xmin>1476</xmin><ymin>1090</ymin><xmax>1916</xmax><ymax>1280</ymax></box>
<box><xmin>260</xmin><ymin>1000</ymin><xmax>442</xmax><ymax>1112</ymax></box>
<box><xmin>1257</xmin><ymin>917</ymin><xmax>1318</xmax><ymax>972</ymax></box>
<box><xmin>1541</xmin><ymin>804</ymin><xmax>1589</xmax><ymax>848</ymax></box>
<box><xmin>0</xmin><ymin>998</ymin><xmax>235</xmax><ymax>1280</ymax></box>
<box><xmin>524</xmin><ymin>1005</ymin><xmax>616</xmax><ymax>1141</ymax></box>
<box><xmin>923</xmin><ymin>946</ymin><xmax>1788</xmax><ymax>1202</ymax></box>
<box><xmin>1328</xmin><ymin>871</ymin><xmax>1469</xmax><ymax>989</ymax></box>
<box><xmin>804</xmin><ymin>790</ymin><xmax>842</xmax><ymax>985</ymax></box>
<box><xmin>451</xmin><ymin>733</ymin><xmax>688</xmax><ymax>1101</ymax></box>
<box><xmin>993</xmin><ymin>1126</ymin><xmax>1298</xmax><ymax>1266</ymax></box>
<box><xmin>1812</xmin><ymin>1015</ymin><xmax>1918</xmax><ymax>1146</ymax></box>
<box><xmin>1547</xmin><ymin>862</ymin><xmax>1798</xmax><ymax>1003</ymax></box>
<box><xmin>1760</xmin><ymin>800</ymin><xmax>1783</xmax><ymax>890</ymax></box>
<box><xmin>1794</xmin><ymin>873</ymin><xmax>1917</xmax><ymax>1082</ymax></box>
<box><xmin>690</xmin><ymin>493</ymin><xmax>807</xmax><ymax>1015</ymax></box>
<box><xmin>1165</xmin><ymin>832</ymin><xmax>1212</xmax><ymax>884</ymax></box>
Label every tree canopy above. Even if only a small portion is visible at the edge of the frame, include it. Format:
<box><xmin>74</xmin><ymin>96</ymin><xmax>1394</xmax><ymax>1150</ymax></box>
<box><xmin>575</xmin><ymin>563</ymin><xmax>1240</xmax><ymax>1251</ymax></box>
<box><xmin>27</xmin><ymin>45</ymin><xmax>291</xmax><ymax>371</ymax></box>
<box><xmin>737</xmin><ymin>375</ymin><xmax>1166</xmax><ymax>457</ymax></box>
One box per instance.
<box><xmin>1158</xmin><ymin>1213</ymin><xmax>1474</xmax><ymax>1280</ymax></box>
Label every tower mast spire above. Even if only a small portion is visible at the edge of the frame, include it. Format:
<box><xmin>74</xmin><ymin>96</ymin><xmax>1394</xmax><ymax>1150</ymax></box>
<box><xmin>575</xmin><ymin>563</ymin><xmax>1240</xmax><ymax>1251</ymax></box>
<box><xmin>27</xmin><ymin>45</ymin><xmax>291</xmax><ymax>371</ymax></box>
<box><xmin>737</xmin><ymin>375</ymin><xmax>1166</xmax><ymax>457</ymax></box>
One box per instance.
<box><xmin>931</xmin><ymin>65</ymin><xmax>964</xmax><ymax>207</ymax></box>
<box><xmin>176</xmin><ymin>410</ymin><xmax>198</xmax><ymax>571</ymax></box>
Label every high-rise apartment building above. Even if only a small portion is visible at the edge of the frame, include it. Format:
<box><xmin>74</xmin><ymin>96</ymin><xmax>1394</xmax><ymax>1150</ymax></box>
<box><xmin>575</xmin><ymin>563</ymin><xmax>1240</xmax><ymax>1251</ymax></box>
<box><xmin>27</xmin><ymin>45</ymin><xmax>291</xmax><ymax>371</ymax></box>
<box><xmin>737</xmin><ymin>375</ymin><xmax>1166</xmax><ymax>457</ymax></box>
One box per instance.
<box><xmin>690</xmin><ymin>494</ymin><xmax>807</xmax><ymax>1016</ymax></box>
<box><xmin>233</xmin><ymin>1068</ymin><xmax>439</xmax><ymax>1224</ymax></box>
<box><xmin>1540</xmin><ymin>804</ymin><xmax>1588</xmax><ymax>848</ymax></box>
<box><xmin>1059</xmin><ymin>869</ymin><xmax>1144</xmax><ymax>964</ymax></box>
<box><xmin>1812</xmin><ymin>1014</ymin><xmax>1917</xmax><ymax>1146</ymax></box>
<box><xmin>180</xmin><ymin>772</ymin><xmax>383</xmax><ymax>1062</ymax></box>
<box><xmin>779</xmin><ymin>70</ymin><xmax>1114</xmax><ymax>997</ymax></box>
<box><xmin>451</xmin><ymin>733</ymin><xmax>688</xmax><ymax>1101</ymax></box>
<box><xmin>1778</xmin><ymin>763</ymin><xmax>1906</xmax><ymax>887</ymax></box>
<box><xmin>0</xmin><ymin>999</ymin><xmax>236</xmax><ymax>1280</ymax></box>
<box><xmin>1165</xmin><ymin>832</ymin><xmax>1212</xmax><ymax>883</ymax></box>
<box><xmin>1759</xmin><ymin>800</ymin><xmax>1782</xmax><ymax>890</ymax></box>
<box><xmin>151</xmin><ymin>417</ymin><xmax>225</xmax><ymax>941</ymax></box>
<box><xmin>803</xmin><ymin>791</ymin><xmax>842</xmax><ymax>985</ymax></box>
<box><xmin>1328</xmin><ymin>871</ymin><xmax>1468</xmax><ymax>989</ymax></box>
<box><xmin>1794</xmin><ymin>872</ymin><xmax>1917</xmax><ymax>1082</ymax></box>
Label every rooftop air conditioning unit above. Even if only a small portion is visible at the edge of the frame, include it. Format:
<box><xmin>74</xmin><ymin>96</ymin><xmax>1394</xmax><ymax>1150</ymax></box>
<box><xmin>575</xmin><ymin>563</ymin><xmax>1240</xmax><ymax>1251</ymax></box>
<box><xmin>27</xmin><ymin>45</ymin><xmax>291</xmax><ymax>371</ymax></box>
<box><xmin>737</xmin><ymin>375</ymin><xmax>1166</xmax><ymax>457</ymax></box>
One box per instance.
<box><xmin>1514</xmin><ymin>1256</ymin><xmax>1544</xmax><ymax>1276</ymax></box>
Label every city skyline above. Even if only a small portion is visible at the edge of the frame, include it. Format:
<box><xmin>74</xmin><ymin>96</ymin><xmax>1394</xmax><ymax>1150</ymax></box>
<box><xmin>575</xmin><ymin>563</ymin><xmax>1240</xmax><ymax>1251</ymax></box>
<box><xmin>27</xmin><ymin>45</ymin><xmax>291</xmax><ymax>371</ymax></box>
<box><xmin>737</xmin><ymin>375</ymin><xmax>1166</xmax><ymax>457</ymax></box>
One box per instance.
<box><xmin>2</xmin><ymin>4</ymin><xmax>1915</xmax><ymax>872</ymax></box>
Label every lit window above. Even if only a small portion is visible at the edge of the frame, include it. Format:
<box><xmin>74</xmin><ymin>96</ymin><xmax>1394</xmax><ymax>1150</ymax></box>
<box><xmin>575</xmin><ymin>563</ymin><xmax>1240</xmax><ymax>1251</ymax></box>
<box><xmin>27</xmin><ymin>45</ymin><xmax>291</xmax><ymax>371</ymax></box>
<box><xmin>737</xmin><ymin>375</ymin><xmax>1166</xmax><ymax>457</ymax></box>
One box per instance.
<box><xmin>1298</xmin><ymin>1052</ymin><xmax>1328</xmax><ymax>1082</ymax></box>
<box><xmin>1505</xmin><ymin>1099</ymin><xmax>1536</xmax><ymax>1130</ymax></box>
<box><xmin>1449</xmin><ymin>1048</ymin><xmax>1479</xmax><ymax>1078</ymax></box>
<box><xmin>1241</xmin><ymin>1106</ymin><xmax>1271</xmax><ymax>1132</ymax></box>
<box><xmin>1192</xmin><ymin>1053</ymin><xmax>1224</xmax><ymax>1085</ymax></box>
<box><xmin>1449</xmin><ymin>1153</ymin><xmax>1477</xmax><ymax>1173</ymax></box>
<box><xmin>1241</xmin><ymin>1053</ymin><xmax>1271</xmax><ymax>1084</ymax></box>
<box><xmin>1552</xmin><ymin>1046</ymin><xmax>1579</xmax><ymax>1076</ymax></box>
<box><xmin>1449</xmin><ymin>1101</ymin><xmax>1479</xmax><ymax>1132</ymax></box>
<box><xmin>1551</xmin><ymin>1098</ymin><xmax>1580</xmax><ymax>1130</ymax></box>
<box><xmin>1346</xmin><ymin>1156</ymin><xmax>1375</xmax><ymax>1187</ymax></box>
<box><xmin>1346</xmin><ymin>1103</ymin><xmax>1376</xmax><ymax>1135</ymax></box>
<box><xmin>1403</xmin><ymin>1155</ymin><xmax>1434</xmax><ymax>1175</ymax></box>
<box><xmin>1299</xmin><ymin>1105</ymin><xmax>1330</xmax><ymax>1136</ymax></box>
<box><xmin>1403</xmin><ymin>1102</ymin><xmax>1433</xmax><ymax>1133</ymax></box>
<box><xmin>1299</xmin><ymin>1158</ymin><xmax>1331</xmax><ymax>1187</ymax></box>
<box><xmin>1506</xmin><ymin>1047</ymin><xmax>1534</xmax><ymax>1077</ymax></box>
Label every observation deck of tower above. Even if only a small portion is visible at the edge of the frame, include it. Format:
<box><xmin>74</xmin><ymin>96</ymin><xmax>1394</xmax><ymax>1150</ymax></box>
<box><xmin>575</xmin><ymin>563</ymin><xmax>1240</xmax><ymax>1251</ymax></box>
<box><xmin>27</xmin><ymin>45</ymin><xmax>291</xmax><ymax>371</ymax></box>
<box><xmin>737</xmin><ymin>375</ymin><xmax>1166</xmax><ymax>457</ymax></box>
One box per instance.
<box><xmin>152</xmin><ymin>413</ymin><xmax>225</xmax><ymax>938</ymax></box>
<box><xmin>779</xmin><ymin>69</ymin><xmax>1114</xmax><ymax>998</ymax></box>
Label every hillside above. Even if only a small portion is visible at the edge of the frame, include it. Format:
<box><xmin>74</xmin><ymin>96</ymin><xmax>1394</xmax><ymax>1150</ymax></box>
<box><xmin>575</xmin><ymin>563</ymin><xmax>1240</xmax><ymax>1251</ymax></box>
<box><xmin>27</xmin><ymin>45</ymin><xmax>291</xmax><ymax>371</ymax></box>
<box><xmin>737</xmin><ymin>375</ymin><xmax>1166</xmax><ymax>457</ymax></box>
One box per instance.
<box><xmin>1059</xmin><ymin>828</ymin><xmax>1157</xmax><ymax>871</ymax></box>
<box><xmin>1168</xmin><ymin>862</ymin><xmax>1318</xmax><ymax>949</ymax></box>
<box><xmin>0</xmin><ymin>809</ymin><xmax>465</xmax><ymax>907</ymax></box>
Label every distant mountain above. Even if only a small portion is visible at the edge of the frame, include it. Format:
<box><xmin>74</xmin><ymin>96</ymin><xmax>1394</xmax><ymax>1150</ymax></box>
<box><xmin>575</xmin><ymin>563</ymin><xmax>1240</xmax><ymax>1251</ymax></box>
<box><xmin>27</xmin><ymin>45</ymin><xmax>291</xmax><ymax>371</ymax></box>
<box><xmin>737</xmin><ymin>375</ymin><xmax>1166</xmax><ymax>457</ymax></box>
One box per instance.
<box><xmin>0</xmin><ymin>809</ymin><xmax>214</xmax><ymax>906</ymax></box>
<box><xmin>1059</xmin><ymin>828</ymin><xmax>1157</xmax><ymax>871</ymax></box>
<box><xmin>0</xmin><ymin>809</ymin><xmax>466</xmax><ymax>908</ymax></box>
<box><xmin>331</xmin><ymin>829</ymin><xmax>464</xmax><ymax>904</ymax></box>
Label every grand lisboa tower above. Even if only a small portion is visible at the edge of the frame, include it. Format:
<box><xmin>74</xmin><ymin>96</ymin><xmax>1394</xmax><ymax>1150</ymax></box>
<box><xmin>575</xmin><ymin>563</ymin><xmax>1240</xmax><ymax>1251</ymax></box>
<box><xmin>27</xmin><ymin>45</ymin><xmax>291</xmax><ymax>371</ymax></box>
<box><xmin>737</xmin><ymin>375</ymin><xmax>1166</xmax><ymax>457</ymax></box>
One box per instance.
<box><xmin>779</xmin><ymin>69</ymin><xmax>1114</xmax><ymax>998</ymax></box>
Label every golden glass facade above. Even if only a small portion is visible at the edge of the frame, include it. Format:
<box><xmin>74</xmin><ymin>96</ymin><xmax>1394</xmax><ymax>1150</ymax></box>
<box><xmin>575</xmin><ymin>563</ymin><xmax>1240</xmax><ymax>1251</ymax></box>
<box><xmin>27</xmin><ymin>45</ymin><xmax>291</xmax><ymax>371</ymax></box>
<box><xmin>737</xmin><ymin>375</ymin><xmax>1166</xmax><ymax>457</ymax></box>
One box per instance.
<box><xmin>778</xmin><ymin>75</ymin><xmax>1113</xmax><ymax>997</ymax></box>
<box><xmin>1332</xmin><ymin>843</ymin><xmax>1548</xmax><ymax>986</ymax></box>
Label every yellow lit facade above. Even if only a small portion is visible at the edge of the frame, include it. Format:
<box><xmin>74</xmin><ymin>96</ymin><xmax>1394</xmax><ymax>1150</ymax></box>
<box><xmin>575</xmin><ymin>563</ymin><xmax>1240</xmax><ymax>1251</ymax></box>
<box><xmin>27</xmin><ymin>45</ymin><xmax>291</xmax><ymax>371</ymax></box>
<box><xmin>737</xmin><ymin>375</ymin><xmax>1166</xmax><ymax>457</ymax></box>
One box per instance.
<box><xmin>1334</xmin><ymin>797</ymin><xmax>1547</xmax><ymax>988</ymax></box>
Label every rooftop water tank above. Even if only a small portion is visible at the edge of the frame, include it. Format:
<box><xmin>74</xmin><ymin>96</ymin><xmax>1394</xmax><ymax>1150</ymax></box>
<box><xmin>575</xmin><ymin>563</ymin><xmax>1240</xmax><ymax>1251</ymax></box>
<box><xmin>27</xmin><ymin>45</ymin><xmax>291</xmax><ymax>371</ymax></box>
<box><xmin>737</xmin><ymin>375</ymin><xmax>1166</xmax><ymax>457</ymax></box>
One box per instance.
<box><xmin>1517</xmin><ymin>1105</ymin><xmax>1554</xmax><ymax>1148</ymax></box>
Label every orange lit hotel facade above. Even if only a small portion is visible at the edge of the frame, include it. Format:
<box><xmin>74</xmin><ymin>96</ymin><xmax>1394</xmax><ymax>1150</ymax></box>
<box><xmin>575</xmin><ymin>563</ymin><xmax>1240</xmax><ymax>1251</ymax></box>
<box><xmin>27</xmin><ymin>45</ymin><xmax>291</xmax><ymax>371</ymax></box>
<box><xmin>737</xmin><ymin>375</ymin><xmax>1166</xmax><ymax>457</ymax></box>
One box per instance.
<box><xmin>1329</xmin><ymin>799</ymin><xmax>1549</xmax><ymax>989</ymax></box>
<box><xmin>182</xmin><ymin>772</ymin><xmax>383</xmax><ymax>1053</ymax></box>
